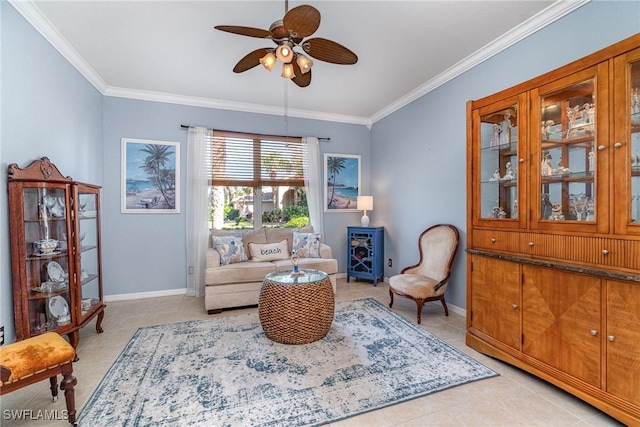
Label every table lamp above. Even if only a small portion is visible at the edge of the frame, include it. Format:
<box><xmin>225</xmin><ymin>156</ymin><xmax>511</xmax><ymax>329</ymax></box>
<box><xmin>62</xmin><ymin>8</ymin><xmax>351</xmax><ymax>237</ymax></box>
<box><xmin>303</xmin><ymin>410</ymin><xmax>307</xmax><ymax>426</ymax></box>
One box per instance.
<box><xmin>357</xmin><ymin>196</ymin><xmax>373</xmax><ymax>226</ymax></box>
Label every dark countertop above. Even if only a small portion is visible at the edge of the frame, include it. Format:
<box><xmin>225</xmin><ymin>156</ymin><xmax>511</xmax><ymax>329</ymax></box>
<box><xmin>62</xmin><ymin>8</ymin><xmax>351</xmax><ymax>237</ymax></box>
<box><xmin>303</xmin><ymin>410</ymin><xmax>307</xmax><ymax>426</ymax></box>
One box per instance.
<box><xmin>466</xmin><ymin>248</ymin><xmax>640</xmax><ymax>283</ymax></box>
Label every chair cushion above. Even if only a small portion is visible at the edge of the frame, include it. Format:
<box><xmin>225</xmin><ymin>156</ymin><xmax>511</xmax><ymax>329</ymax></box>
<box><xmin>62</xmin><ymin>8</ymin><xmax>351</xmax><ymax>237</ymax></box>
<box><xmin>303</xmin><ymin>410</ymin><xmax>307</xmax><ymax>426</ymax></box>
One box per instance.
<box><xmin>0</xmin><ymin>332</ymin><xmax>75</xmax><ymax>384</ymax></box>
<box><xmin>389</xmin><ymin>274</ymin><xmax>443</xmax><ymax>299</ymax></box>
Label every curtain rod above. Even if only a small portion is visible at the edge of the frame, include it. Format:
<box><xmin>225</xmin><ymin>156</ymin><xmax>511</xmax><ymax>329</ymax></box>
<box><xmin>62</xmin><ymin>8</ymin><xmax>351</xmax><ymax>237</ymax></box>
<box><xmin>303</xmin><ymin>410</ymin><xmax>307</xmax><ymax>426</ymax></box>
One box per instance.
<box><xmin>180</xmin><ymin>124</ymin><xmax>330</xmax><ymax>141</ymax></box>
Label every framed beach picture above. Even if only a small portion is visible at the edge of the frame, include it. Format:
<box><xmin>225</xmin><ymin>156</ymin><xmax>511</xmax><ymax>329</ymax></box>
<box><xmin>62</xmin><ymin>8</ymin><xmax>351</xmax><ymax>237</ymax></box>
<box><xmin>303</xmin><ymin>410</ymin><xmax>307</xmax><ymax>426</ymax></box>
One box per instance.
<box><xmin>121</xmin><ymin>138</ymin><xmax>180</xmax><ymax>213</ymax></box>
<box><xmin>324</xmin><ymin>153</ymin><xmax>360</xmax><ymax>212</ymax></box>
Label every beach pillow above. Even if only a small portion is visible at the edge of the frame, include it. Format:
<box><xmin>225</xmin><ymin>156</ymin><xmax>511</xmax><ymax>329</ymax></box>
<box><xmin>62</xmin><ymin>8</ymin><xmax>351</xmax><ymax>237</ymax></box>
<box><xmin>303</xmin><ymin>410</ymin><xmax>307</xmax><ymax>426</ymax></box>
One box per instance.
<box><xmin>249</xmin><ymin>239</ymin><xmax>289</xmax><ymax>262</ymax></box>
<box><xmin>213</xmin><ymin>235</ymin><xmax>248</xmax><ymax>265</ymax></box>
<box><xmin>292</xmin><ymin>232</ymin><xmax>321</xmax><ymax>258</ymax></box>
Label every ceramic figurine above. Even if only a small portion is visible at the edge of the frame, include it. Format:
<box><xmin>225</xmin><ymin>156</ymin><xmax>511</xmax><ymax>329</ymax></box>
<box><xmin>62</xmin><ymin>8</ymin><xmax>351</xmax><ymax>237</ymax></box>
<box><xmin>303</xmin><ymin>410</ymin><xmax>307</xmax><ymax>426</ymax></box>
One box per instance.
<box><xmin>541</xmin><ymin>152</ymin><xmax>553</xmax><ymax>176</ymax></box>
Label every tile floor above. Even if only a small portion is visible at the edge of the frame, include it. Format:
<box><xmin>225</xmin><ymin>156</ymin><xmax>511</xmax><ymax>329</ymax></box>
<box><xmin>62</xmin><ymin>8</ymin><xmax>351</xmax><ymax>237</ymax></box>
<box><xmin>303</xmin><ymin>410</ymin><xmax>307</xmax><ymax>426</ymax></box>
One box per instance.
<box><xmin>1</xmin><ymin>279</ymin><xmax>625</xmax><ymax>426</ymax></box>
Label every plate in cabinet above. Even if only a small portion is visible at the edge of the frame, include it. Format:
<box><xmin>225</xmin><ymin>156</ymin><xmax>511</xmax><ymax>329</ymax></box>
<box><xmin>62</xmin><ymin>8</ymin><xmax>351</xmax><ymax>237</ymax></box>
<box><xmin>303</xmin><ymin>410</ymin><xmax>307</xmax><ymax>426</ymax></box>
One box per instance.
<box><xmin>47</xmin><ymin>261</ymin><xmax>65</xmax><ymax>282</ymax></box>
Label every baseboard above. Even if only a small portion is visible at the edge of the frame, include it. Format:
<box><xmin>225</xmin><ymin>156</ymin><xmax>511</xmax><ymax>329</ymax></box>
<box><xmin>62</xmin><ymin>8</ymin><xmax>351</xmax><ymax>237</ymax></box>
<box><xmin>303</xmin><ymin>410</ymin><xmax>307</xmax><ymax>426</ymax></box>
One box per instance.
<box><xmin>102</xmin><ymin>279</ymin><xmax>467</xmax><ymax>319</ymax></box>
<box><xmin>104</xmin><ymin>288</ymin><xmax>187</xmax><ymax>302</ymax></box>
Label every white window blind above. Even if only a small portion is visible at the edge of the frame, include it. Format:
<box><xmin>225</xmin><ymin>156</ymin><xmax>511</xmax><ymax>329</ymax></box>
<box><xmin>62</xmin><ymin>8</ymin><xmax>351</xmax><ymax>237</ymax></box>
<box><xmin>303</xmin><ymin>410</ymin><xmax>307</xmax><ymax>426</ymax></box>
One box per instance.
<box><xmin>210</xmin><ymin>130</ymin><xmax>304</xmax><ymax>187</ymax></box>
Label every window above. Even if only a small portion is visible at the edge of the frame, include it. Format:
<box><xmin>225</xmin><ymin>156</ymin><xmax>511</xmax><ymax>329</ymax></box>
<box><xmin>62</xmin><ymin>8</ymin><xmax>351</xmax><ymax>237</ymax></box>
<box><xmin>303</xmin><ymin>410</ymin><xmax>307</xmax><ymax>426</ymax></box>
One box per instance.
<box><xmin>208</xmin><ymin>130</ymin><xmax>309</xmax><ymax>230</ymax></box>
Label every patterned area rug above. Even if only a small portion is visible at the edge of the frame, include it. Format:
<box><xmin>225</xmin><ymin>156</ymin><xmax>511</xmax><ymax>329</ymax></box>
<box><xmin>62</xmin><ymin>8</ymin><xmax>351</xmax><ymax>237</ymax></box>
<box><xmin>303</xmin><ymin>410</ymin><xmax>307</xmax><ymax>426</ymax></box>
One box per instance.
<box><xmin>78</xmin><ymin>298</ymin><xmax>497</xmax><ymax>426</ymax></box>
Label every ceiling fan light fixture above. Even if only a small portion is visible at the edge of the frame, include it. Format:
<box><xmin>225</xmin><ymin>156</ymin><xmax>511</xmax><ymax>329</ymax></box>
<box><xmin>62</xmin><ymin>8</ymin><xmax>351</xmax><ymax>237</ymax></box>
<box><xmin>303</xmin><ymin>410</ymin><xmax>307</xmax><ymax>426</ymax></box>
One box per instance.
<box><xmin>281</xmin><ymin>63</ymin><xmax>295</xmax><ymax>79</ymax></box>
<box><xmin>296</xmin><ymin>53</ymin><xmax>313</xmax><ymax>74</ymax></box>
<box><xmin>276</xmin><ymin>43</ymin><xmax>294</xmax><ymax>63</ymax></box>
<box><xmin>259</xmin><ymin>51</ymin><xmax>277</xmax><ymax>71</ymax></box>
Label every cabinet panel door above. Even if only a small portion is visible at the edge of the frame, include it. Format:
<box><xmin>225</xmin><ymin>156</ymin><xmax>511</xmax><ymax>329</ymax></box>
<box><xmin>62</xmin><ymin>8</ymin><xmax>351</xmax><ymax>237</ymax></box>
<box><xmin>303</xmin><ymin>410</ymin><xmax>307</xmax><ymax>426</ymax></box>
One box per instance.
<box><xmin>470</xmin><ymin>255</ymin><xmax>521</xmax><ymax>350</ymax></box>
<box><xmin>606</xmin><ymin>280</ymin><xmax>640</xmax><ymax>405</ymax></box>
<box><xmin>613</xmin><ymin>46</ymin><xmax>640</xmax><ymax>235</ymax></box>
<box><xmin>522</xmin><ymin>266</ymin><xmax>601</xmax><ymax>387</ymax></box>
<box><xmin>530</xmin><ymin>64</ymin><xmax>610</xmax><ymax>234</ymax></box>
<box><xmin>469</xmin><ymin>93</ymin><xmax>528</xmax><ymax>230</ymax></box>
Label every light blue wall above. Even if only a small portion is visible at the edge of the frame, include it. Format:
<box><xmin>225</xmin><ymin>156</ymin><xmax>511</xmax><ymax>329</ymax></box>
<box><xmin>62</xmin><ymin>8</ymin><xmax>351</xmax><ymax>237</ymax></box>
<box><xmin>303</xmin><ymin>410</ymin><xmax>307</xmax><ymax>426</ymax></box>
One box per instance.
<box><xmin>2</xmin><ymin>0</ymin><xmax>639</xmax><ymax>343</ymax></box>
<box><xmin>1</xmin><ymin>2</ymin><xmax>103</xmax><ymax>342</ymax></box>
<box><xmin>371</xmin><ymin>0</ymin><xmax>640</xmax><ymax>309</ymax></box>
<box><xmin>102</xmin><ymin>97</ymin><xmax>370</xmax><ymax>296</ymax></box>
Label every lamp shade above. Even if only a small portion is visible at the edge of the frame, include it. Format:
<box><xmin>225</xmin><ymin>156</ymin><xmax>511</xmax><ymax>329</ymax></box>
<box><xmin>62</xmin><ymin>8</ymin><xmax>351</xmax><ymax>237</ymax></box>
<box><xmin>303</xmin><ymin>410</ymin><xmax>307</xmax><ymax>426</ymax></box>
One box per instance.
<box><xmin>357</xmin><ymin>196</ymin><xmax>373</xmax><ymax>211</ymax></box>
<box><xmin>276</xmin><ymin>43</ymin><xmax>294</xmax><ymax>63</ymax></box>
<box><xmin>281</xmin><ymin>63</ymin><xmax>295</xmax><ymax>79</ymax></box>
<box><xmin>296</xmin><ymin>54</ymin><xmax>313</xmax><ymax>74</ymax></box>
<box><xmin>259</xmin><ymin>52</ymin><xmax>276</xmax><ymax>71</ymax></box>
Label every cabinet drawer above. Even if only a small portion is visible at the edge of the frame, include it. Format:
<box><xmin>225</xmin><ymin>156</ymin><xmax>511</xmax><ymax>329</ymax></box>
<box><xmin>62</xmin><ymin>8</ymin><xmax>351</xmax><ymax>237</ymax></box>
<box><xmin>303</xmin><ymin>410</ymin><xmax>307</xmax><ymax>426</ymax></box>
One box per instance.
<box><xmin>472</xmin><ymin>230</ymin><xmax>520</xmax><ymax>253</ymax></box>
<box><xmin>520</xmin><ymin>234</ymin><xmax>635</xmax><ymax>269</ymax></box>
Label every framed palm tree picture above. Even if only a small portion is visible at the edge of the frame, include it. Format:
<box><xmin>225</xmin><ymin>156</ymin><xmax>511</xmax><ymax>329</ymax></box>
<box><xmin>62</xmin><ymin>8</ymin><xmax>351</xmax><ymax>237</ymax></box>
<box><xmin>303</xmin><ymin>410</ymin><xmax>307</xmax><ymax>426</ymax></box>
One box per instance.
<box><xmin>121</xmin><ymin>138</ymin><xmax>180</xmax><ymax>213</ymax></box>
<box><xmin>324</xmin><ymin>153</ymin><xmax>360</xmax><ymax>212</ymax></box>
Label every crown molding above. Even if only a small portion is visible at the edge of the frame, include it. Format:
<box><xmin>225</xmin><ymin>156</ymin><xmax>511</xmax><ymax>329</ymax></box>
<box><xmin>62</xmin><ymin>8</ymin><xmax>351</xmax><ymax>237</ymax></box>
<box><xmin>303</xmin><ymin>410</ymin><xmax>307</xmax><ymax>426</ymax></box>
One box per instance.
<box><xmin>11</xmin><ymin>0</ymin><xmax>586</xmax><ymax>127</ymax></box>
<box><xmin>104</xmin><ymin>86</ymin><xmax>371</xmax><ymax>126</ymax></box>
<box><xmin>368</xmin><ymin>0</ymin><xmax>590</xmax><ymax>124</ymax></box>
<box><xmin>9</xmin><ymin>0</ymin><xmax>108</xmax><ymax>93</ymax></box>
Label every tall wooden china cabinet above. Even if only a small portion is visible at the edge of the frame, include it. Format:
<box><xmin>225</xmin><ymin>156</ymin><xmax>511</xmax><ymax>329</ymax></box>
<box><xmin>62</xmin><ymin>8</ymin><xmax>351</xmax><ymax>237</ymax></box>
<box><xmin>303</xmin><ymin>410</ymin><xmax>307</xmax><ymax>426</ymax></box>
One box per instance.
<box><xmin>466</xmin><ymin>34</ymin><xmax>640</xmax><ymax>425</ymax></box>
<box><xmin>8</xmin><ymin>157</ymin><xmax>105</xmax><ymax>352</ymax></box>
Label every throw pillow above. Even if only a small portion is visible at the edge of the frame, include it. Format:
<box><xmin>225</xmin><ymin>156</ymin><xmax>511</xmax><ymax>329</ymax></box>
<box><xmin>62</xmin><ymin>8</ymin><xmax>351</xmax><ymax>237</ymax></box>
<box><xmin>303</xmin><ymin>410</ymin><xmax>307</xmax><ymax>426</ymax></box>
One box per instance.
<box><xmin>213</xmin><ymin>235</ymin><xmax>248</xmax><ymax>265</ymax></box>
<box><xmin>292</xmin><ymin>232</ymin><xmax>321</xmax><ymax>258</ymax></box>
<box><xmin>248</xmin><ymin>239</ymin><xmax>289</xmax><ymax>262</ymax></box>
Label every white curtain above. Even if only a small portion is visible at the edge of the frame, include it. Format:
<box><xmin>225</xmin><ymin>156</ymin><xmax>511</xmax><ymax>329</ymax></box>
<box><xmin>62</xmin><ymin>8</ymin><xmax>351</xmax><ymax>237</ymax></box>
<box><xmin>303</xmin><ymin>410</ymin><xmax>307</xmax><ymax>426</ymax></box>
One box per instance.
<box><xmin>302</xmin><ymin>137</ymin><xmax>323</xmax><ymax>236</ymax></box>
<box><xmin>186</xmin><ymin>127</ymin><xmax>212</xmax><ymax>297</ymax></box>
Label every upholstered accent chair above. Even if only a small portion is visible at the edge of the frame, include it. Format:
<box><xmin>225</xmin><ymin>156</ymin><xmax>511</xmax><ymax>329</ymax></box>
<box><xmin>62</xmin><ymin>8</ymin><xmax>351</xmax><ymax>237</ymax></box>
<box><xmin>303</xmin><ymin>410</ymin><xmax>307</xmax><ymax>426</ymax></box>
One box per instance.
<box><xmin>388</xmin><ymin>224</ymin><xmax>459</xmax><ymax>324</ymax></box>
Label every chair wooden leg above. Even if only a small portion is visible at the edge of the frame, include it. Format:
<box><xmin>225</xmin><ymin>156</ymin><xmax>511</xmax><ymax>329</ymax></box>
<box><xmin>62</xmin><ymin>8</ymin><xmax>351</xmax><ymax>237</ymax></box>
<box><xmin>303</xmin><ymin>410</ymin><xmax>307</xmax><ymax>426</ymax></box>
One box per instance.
<box><xmin>389</xmin><ymin>289</ymin><xmax>394</xmax><ymax>308</ymax></box>
<box><xmin>440</xmin><ymin>296</ymin><xmax>449</xmax><ymax>316</ymax></box>
<box><xmin>49</xmin><ymin>375</ymin><xmax>58</xmax><ymax>401</ymax></box>
<box><xmin>60</xmin><ymin>363</ymin><xmax>77</xmax><ymax>426</ymax></box>
<box><xmin>415</xmin><ymin>298</ymin><xmax>425</xmax><ymax>324</ymax></box>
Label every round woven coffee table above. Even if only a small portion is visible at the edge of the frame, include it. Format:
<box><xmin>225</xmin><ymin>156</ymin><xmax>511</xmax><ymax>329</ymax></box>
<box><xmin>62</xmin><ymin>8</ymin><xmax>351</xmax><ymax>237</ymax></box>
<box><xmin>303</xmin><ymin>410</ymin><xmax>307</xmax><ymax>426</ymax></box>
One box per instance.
<box><xmin>258</xmin><ymin>269</ymin><xmax>335</xmax><ymax>345</ymax></box>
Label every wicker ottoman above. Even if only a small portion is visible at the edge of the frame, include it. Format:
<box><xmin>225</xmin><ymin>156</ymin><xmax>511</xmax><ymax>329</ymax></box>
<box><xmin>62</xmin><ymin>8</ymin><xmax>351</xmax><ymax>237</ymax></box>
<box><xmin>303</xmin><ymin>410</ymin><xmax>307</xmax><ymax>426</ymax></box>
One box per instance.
<box><xmin>258</xmin><ymin>269</ymin><xmax>335</xmax><ymax>345</ymax></box>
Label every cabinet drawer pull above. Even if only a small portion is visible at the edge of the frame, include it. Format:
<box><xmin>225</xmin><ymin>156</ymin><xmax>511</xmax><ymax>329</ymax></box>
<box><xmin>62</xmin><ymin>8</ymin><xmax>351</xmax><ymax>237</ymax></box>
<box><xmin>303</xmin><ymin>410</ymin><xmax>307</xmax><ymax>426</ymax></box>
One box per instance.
<box><xmin>607</xmin><ymin>335</ymin><xmax>615</xmax><ymax>342</ymax></box>
<box><xmin>512</xmin><ymin>304</ymin><xmax>518</xmax><ymax>309</ymax></box>
<box><xmin>598</xmin><ymin>145</ymin><xmax>606</xmax><ymax>151</ymax></box>
<box><xmin>614</xmin><ymin>142</ymin><xmax>622</xmax><ymax>148</ymax></box>
<box><xmin>590</xmin><ymin>329</ymin><xmax>598</xmax><ymax>336</ymax></box>
<box><xmin>519</xmin><ymin>158</ymin><xmax>525</xmax><ymax>163</ymax></box>
<box><xmin>528</xmin><ymin>242</ymin><xmax>534</xmax><ymax>247</ymax></box>
<box><xmin>491</xmin><ymin>238</ymin><xmax>496</xmax><ymax>243</ymax></box>
<box><xmin>602</xmin><ymin>249</ymin><xmax>609</xmax><ymax>255</ymax></box>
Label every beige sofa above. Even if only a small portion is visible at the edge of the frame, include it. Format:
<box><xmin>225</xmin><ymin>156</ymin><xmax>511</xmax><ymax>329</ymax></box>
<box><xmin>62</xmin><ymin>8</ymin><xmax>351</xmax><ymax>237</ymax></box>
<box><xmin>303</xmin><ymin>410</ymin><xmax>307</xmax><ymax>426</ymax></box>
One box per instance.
<box><xmin>205</xmin><ymin>226</ymin><xmax>338</xmax><ymax>313</ymax></box>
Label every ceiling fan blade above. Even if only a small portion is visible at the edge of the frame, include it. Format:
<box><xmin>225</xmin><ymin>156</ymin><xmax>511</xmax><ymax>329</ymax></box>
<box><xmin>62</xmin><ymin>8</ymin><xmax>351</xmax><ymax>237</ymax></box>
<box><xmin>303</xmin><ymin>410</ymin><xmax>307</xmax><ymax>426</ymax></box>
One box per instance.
<box><xmin>303</xmin><ymin>38</ymin><xmax>358</xmax><ymax>65</ymax></box>
<box><xmin>283</xmin><ymin>5</ymin><xmax>320</xmax><ymax>38</ymax></box>
<box><xmin>233</xmin><ymin>48</ymin><xmax>271</xmax><ymax>73</ymax></box>
<box><xmin>214</xmin><ymin>25</ymin><xmax>272</xmax><ymax>39</ymax></box>
<box><xmin>291</xmin><ymin>59</ymin><xmax>311</xmax><ymax>88</ymax></box>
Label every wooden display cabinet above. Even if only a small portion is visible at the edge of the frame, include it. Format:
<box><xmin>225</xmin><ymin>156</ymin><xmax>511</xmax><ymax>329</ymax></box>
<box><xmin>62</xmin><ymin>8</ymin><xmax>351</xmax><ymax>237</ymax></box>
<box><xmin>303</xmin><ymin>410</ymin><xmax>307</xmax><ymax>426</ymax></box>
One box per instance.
<box><xmin>8</xmin><ymin>157</ymin><xmax>105</xmax><ymax>351</ymax></box>
<box><xmin>466</xmin><ymin>34</ymin><xmax>640</xmax><ymax>425</ymax></box>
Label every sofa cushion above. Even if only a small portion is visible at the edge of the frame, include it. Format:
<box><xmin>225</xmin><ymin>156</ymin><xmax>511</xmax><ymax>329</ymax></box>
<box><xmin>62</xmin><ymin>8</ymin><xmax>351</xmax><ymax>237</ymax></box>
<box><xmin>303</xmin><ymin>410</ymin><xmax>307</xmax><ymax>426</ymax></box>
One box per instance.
<box><xmin>239</xmin><ymin>228</ymin><xmax>268</xmax><ymax>254</ymax></box>
<box><xmin>292</xmin><ymin>232</ymin><xmax>321</xmax><ymax>258</ymax></box>
<box><xmin>206</xmin><ymin>261</ymin><xmax>276</xmax><ymax>285</ymax></box>
<box><xmin>248</xmin><ymin>239</ymin><xmax>289</xmax><ymax>262</ymax></box>
<box><xmin>212</xmin><ymin>235</ymin><xmax>248</xmax><ymax>265</ymax></box>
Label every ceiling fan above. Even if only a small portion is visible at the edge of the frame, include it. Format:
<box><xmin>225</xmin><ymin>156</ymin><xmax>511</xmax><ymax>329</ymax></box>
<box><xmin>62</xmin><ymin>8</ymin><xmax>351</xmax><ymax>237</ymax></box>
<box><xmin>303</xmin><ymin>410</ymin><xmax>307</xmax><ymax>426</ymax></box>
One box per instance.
<box><xmin>214</xmin><ymin>2</ymin><xmax>358</xmax><ymax>88</ymax></box>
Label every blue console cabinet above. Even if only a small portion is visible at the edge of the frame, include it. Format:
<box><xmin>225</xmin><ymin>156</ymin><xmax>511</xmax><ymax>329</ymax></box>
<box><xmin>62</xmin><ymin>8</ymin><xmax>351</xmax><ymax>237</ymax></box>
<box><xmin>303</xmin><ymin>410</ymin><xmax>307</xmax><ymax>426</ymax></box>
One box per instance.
<box><xmin>346</xmin><ymin>226</ymin><xmax>384</xmax><ymax>285</ymax></box>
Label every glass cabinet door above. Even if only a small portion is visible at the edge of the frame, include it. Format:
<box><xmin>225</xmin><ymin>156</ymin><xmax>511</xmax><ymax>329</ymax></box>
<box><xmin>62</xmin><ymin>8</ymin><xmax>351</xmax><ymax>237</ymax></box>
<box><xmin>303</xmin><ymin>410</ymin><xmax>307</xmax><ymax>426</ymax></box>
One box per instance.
<box><xmin>75</xmin><ymin>185</ymin><xmax>103</xmax><ymax>323</ymax></box>
<box><xmin>613</xmin><ymin>47</ymin><xmax>640</xmax><ymax>235</ymax></box>
<box><xmin>531</xmin><ymin>64</ymin><xmax>608</xmax><ymax>233</ymax></box>
<box><xmin>472</xmin><ymin>93</ymin><xmax>527</xmax><ymax>228</ymax></box>
<box><xmin>22</xmin><ymin>184</ymin><xmax>74</xmax><ymax>335</ymax></box>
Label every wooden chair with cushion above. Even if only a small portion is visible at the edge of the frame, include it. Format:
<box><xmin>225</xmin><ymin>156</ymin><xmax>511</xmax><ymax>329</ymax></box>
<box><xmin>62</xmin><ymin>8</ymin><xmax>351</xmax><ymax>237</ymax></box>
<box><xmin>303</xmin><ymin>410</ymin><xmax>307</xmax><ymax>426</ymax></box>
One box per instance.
<box><xmin>388</xmin><ymin>224</ymin><xmax>459</xmax><ymax>324</ymax></box>
<box><xmin>0</xmin><ymin>332</ymin><xmax>77</xmax><ymax>426</ymax></box>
